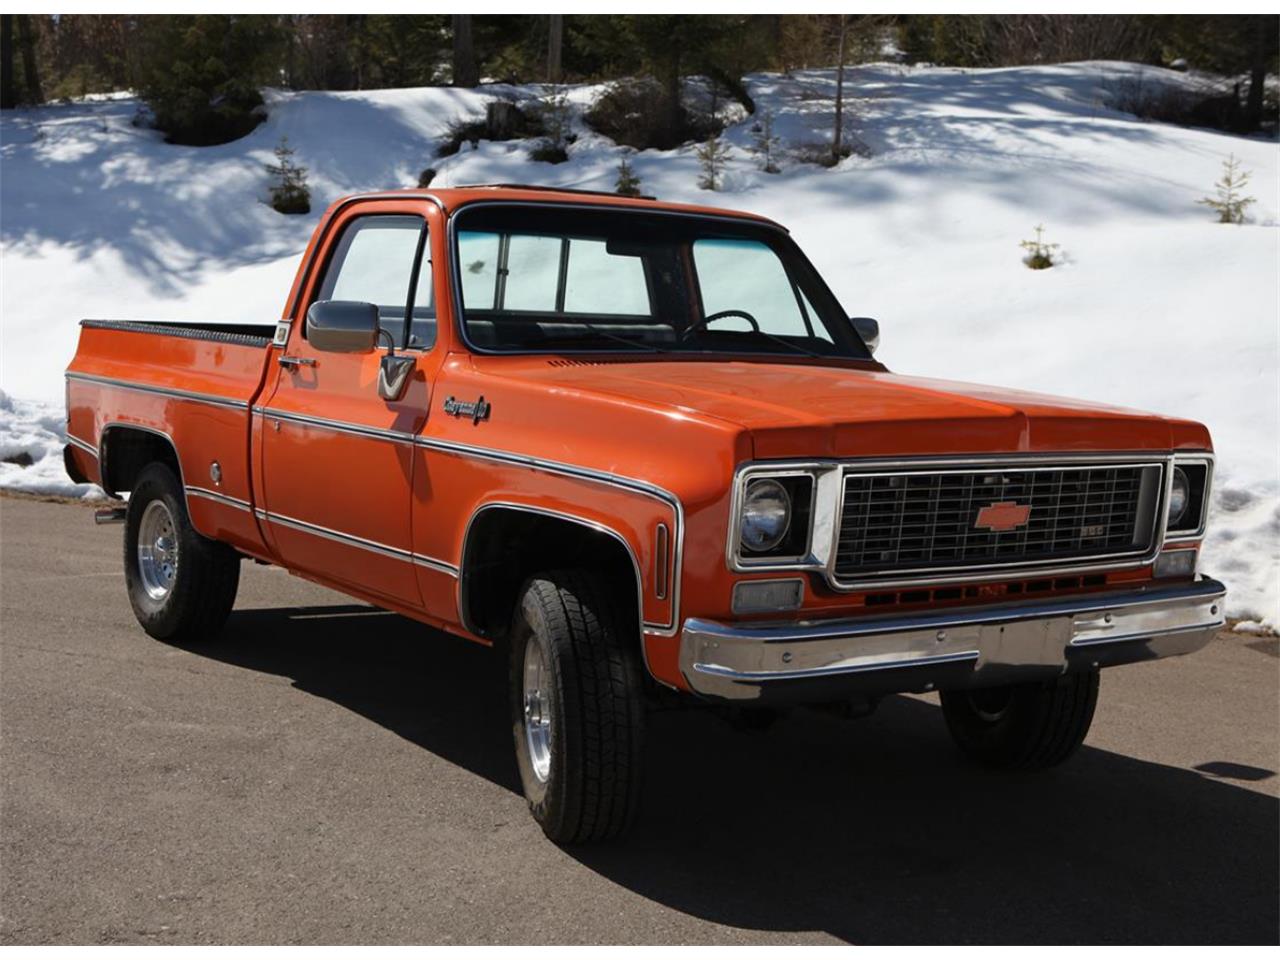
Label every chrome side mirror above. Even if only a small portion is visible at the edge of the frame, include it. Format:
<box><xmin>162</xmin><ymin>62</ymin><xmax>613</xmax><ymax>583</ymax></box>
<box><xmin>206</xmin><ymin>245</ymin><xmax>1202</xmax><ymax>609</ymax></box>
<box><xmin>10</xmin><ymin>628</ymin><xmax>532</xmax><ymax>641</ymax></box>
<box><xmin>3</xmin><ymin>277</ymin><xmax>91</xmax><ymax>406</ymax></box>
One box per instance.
<box><xmin>850</xmin><ymin>316</ymin><xmax>880</xmax><ymax>355</ymax></box>
<box><xmin>307</xmin><ymin>300</ymin><xmax>379</xmax><ymax>353</ymax></box>
<box><xmin>305</xmin><ymin>300</ymin><xmax>414</xmax><ymax>400</ymax></box>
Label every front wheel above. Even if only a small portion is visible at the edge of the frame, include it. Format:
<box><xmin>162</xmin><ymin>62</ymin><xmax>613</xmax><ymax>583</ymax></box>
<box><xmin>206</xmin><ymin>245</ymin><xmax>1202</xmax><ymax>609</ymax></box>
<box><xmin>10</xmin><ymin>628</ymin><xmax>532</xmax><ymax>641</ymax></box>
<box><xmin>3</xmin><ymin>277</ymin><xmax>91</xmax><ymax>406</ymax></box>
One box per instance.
<box><xmin>940</xmin><ymin>670</ymin><xmax>1099</xmax><ymax>770</ymax></box>
<box><xmin>124</xmin><ymin>462</ymin><xmax>240</xmax><ymax>642</ymax></box>
<box><xmin>508</xmin><ymin>569</ymin><xmax>645</xmax><ymax>843</ymax></box>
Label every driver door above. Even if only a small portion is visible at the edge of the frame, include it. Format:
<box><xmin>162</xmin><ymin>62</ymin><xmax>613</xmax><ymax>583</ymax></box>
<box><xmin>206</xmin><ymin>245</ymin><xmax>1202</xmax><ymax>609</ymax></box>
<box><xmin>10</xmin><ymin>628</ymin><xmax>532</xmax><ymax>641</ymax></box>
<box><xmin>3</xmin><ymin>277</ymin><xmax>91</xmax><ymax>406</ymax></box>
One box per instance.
<box><xmin>259</xmin><ymin>202</ymin><xmax>433</xmax><ymax>606</ymax></box>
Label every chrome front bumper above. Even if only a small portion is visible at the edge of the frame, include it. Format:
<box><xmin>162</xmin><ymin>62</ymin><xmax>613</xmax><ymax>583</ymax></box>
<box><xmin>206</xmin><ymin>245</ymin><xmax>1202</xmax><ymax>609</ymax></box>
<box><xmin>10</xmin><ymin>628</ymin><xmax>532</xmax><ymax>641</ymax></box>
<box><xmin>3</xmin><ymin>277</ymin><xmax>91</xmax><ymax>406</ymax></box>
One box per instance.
<box><xmin>679</xmin><ymin>577</ymin><xmax>1226</xmax><ymax>702</ymax></box>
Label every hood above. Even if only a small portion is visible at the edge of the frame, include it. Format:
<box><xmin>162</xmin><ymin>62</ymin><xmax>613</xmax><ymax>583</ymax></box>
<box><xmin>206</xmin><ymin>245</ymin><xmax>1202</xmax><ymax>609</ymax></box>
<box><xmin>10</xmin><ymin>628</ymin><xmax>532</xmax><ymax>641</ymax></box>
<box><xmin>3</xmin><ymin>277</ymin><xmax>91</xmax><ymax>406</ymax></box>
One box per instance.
<box><xmin>478</xmin><ymin>357</ymin><xmax>1210</xmax><ymax>460</ymax></box>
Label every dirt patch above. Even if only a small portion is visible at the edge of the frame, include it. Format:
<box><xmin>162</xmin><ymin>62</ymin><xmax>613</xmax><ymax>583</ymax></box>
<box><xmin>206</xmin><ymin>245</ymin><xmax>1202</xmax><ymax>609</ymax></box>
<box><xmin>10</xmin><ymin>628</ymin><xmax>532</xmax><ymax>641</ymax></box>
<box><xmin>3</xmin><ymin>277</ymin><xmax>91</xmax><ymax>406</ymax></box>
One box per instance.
<box><xmin>0</xmin><ymin>489</ymin><xmax>120</xmax><ymax>508</ymax></box>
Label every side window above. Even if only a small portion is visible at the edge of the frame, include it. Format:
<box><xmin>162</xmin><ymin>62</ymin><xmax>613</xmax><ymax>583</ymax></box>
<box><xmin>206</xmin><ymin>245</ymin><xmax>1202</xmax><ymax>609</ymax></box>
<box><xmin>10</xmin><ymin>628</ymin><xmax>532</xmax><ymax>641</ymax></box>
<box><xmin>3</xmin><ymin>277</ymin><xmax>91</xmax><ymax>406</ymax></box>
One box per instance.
<box><xmin>316</xmin><ymin>215</ymin><xmax>425</xmax><ymax>348</ymax></box>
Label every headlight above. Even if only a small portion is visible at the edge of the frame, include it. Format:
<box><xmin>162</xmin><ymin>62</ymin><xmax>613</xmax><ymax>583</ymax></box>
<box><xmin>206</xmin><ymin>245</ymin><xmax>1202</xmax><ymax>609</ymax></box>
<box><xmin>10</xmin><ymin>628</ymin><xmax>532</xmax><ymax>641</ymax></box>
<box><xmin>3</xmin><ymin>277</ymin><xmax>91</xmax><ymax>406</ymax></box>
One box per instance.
<box><xmin>740</xmin><ymin>478</ymin><xmax>792</xmax><ymax>553</ymax></box>
<box><xmin>1166</xmin><ymin>458</ymin><xmax>1211</xmax><ymax>537</ymax></box>
<box><xmin>1168</xmin><ymin>467</ymin><xmax>1190</xmax><ymax>526</ymax></box>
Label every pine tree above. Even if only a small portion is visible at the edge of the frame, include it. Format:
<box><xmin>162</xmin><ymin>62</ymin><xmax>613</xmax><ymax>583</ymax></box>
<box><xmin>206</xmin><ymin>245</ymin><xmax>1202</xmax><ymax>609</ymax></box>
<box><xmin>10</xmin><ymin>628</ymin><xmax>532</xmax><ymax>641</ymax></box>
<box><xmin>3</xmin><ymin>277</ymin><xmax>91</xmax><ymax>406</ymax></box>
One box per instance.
<box><xmin>1199</xmin><ymin>154</ymin><xmax>1255</xmax><ymax>225</ymax></box>
<box><xmin>615</xmin><ymin>157</ymin><xmax>642</xmax><ymax>197</ymax></box>
<box><xmin>266</xmin><ymin>136</ymin><xmax>311</xmax><ymax>214</ymax></box>
<box><xmin>696</xmin><ymin>136</ymin><xmax>731</xmax><ymax>191</ymax></box>
<box><xmin>751</xmin><ymin>109</ymin><xmax>781</xmax><ymax>174</ymax></box>
<box><xmin>136</xmin><ymin>15</ymin><xmax>280</xmax><ymax>145</ymax></box>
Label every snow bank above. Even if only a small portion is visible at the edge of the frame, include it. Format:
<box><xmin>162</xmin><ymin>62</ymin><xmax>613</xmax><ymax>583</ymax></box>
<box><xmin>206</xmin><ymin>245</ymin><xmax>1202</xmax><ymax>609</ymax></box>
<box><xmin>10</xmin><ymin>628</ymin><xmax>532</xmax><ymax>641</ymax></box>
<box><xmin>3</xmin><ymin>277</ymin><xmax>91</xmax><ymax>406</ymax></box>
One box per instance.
<box><xmin>1</xmin><ymin>61</ymin><xmax>1276</xmax><ymax>624</ymax></box>
<box><xmin>0</xmin><ymin>391</ymin><xmax>104</xmax><ymax>499</ymax></box>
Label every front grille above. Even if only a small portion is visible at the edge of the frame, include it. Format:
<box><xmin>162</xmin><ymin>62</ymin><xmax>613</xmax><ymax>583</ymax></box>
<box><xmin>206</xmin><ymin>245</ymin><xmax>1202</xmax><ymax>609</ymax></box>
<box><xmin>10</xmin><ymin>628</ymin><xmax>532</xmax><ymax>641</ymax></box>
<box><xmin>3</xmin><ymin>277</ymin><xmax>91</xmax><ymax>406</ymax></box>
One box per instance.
<box><xmin>834</xmin><ymin>462</ymin><xmax>1162</xmax><ymax>583</ymax></box>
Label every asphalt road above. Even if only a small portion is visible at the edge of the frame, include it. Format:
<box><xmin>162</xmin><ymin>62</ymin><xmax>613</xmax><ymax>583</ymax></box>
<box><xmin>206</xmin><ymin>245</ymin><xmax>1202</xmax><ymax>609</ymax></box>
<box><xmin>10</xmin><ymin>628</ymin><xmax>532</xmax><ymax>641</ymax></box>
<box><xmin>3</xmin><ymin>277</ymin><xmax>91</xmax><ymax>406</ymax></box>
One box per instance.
<box><xmin>1</xmin><ymin>496</ymin><xmax>1277</xmax><ymax>945</ymax></box>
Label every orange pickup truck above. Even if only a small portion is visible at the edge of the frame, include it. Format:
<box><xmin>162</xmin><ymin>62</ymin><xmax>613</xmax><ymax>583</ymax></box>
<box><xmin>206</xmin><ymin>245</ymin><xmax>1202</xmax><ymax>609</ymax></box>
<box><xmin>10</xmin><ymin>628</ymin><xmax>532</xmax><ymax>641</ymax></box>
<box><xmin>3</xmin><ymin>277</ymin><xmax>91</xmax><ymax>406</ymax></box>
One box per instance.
<box><xmin>65</xmin><ymin>185</ymin><xmax>1224</xmax><ymax>843</ymax></box>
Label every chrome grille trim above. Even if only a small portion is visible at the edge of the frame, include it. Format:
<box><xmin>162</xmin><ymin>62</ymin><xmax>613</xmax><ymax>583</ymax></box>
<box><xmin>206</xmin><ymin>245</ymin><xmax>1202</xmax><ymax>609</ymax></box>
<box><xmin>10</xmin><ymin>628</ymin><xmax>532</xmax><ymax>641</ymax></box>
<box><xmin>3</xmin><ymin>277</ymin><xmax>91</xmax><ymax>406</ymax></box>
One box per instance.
<box><xmin>832</xmin><ymin>460</ymin><xmax>1164</xmax><ymax>585</ymax></box>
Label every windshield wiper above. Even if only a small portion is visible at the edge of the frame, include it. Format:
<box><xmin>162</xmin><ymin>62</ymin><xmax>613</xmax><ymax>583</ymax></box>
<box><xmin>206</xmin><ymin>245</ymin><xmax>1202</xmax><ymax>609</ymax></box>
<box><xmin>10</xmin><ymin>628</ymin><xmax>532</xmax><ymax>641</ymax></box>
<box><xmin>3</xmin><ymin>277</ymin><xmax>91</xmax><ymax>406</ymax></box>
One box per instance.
<box><xmin>726</xmin><ymin>328</ymin><xmax>827</xmax><ymax>360</ymax></box>
<box><xmin>549</xmin><ymin>322</ymin><xmax>666</xmax><ymax>353</ymax></box>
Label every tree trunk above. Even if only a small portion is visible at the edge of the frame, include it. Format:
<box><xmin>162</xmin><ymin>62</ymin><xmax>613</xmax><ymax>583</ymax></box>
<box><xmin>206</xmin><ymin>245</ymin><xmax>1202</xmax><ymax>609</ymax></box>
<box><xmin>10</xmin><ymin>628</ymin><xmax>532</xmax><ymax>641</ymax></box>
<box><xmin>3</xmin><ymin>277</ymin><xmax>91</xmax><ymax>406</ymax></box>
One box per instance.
<box><xmin>1</xmin><ymin>16</ymin><xmax>16</xmax><ymax>109</ymax></box>
<box><xmin>663</xmin><ymin>50</ymin><xmax>682</xmax><ymax>146</ymax></box>
<box><xmin>17</xmin><ymin>14</ymin><xmax>42</xmax><ymax>105</ymax></box>
<box><xmin>349</xmin><ymin>15</ymin><xmax>366</xmax><ymax>91</ymax></box>
<box><xmin>547</xmin><ymin>14</ymin><xmax>563</xmax><ymax>83</ymax></box>
<box><xmin>485</xmin><ymin>100</ymin><xmax>520</xmax><ymax>139</ymax></box>
<box><xmin>832</xmin><ymin>15</ymin><xmax>846</xmax><ymax>164</ymax></box>
<box><xmin>283</xmin><ymin>14</ymin><xmax>296</xmax><ymax>89</ymax></box>
<box><xmin>452</xmin><ymin>14</ymin><xmax>478</xmax><ymax>87</ymax></box>
<box><xmin>1244</xmin><ymin>14</ymin><xmax>1268</xmax><ymax>131</ymax></box>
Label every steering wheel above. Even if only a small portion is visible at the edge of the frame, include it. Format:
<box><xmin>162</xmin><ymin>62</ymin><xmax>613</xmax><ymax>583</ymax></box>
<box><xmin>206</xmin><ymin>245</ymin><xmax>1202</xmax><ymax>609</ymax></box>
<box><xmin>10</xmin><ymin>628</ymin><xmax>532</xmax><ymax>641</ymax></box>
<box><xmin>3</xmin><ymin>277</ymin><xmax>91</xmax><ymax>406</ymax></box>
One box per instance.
<box><xmin>681</xmin><ymin>308</ymin><xmax>760</xmax><ymax>342</ymax></box>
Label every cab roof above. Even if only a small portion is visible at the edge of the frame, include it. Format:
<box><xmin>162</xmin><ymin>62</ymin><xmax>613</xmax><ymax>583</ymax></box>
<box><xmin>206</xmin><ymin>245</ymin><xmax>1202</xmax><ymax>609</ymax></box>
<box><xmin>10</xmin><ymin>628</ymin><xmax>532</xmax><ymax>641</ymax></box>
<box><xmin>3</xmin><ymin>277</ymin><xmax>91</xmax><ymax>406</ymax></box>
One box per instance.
<box><xmin>336</xmin><ymin>184</ymin><xmax>785</xmax><ymax>230</ymax></box>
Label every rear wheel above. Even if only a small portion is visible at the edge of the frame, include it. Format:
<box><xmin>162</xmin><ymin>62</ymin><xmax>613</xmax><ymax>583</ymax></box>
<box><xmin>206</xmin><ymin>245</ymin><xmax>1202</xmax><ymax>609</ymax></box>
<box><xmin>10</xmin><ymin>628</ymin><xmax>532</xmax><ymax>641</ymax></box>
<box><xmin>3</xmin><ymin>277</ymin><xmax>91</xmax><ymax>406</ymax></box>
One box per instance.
<box><xmin>508</xmin><ymin>569</ymin><xmax>645</xmax><ymax>843</ymax></box>
<box><xmin>940</xmin><ymin>670</ymin><xmax>1099</xmax><ymax>770</ymax></box>
<box><xmin>124</xmin><ymin>462</ymin><xmax>240</xmax><ymax>642</ymax></box>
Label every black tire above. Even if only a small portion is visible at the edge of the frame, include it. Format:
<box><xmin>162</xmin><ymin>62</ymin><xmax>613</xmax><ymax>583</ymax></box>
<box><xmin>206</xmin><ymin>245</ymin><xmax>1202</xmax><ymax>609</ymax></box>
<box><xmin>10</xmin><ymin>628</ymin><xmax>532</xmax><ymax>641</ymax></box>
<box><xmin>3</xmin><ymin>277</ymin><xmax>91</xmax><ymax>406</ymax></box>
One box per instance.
<box><xmin>508</xmin><ymin>569</ymin><xmax>645</xmax><ymax>843</ymax></box>
<box><xmin>123</xmin><ymin>462</ymin><xmax>240</xmax><ymax>642</ymax></box>
<box><xmin>940</xmin><ymin>670</ymin><xmax>1099</xmax><ymax>770</ymax></box>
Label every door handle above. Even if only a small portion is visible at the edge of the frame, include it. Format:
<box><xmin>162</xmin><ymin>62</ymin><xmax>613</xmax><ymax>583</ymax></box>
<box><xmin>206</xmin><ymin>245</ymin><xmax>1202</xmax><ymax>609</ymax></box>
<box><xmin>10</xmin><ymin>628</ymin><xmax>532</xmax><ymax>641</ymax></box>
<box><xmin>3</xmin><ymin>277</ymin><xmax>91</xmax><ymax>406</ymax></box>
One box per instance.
<box><xmin>278</xmin><ymin>355</ymin><xmax>317</xmax><ymax>369</ymax></box>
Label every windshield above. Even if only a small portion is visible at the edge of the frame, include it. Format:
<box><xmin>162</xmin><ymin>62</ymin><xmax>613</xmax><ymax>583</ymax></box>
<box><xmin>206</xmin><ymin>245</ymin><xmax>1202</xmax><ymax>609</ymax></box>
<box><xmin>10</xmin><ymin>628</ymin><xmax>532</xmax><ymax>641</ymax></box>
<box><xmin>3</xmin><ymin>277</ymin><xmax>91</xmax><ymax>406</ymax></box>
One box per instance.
<box><xmin>452</xmin><ymin>205</ymin><xmax>870</xmax><ymax>360</ymax></box>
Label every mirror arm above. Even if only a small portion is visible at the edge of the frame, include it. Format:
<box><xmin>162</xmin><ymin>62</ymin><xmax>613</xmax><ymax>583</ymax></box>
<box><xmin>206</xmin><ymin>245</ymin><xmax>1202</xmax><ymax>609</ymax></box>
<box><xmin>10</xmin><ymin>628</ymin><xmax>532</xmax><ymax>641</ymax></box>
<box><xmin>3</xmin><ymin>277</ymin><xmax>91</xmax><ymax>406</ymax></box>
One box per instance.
<box><xmin>377</xmin><ymin>328</ymin><xmax>397</xmax><ymax>356</ymax></box>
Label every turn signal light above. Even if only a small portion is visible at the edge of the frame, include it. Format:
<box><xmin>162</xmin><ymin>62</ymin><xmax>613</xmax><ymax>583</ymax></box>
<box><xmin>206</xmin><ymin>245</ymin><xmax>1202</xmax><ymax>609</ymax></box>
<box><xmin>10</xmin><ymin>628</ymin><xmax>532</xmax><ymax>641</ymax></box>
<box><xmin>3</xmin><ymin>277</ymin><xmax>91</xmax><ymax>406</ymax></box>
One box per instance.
<box><xmin>1154</xmin><ymin>549</ymin><xmax>1197</xmax><ymax>579</ymax></box>
<box><xmin>732</xmin><ymin>579</ymin><xmax>804</xmax><ymax>615</ymax></box>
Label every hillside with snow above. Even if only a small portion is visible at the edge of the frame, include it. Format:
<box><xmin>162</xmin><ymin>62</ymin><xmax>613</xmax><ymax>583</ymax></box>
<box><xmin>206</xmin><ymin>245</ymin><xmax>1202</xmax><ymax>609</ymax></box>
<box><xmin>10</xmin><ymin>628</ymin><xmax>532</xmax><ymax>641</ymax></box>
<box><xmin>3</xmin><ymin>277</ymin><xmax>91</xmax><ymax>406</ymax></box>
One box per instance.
<box><xmin>1</xmin><ymin>62</ymin><xmax>1277</xmax><ymax>626</ymax></box>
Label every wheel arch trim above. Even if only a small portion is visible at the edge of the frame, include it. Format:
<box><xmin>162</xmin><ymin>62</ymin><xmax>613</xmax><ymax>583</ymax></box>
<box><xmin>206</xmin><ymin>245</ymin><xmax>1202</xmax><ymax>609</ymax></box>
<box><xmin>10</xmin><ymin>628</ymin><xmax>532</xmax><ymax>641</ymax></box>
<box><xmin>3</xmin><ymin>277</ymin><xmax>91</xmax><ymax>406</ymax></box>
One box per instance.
<box><xmin>98</xmin><ymin>422</ymin><xmax>227</xmax><ymax>540</ymax></box>
<box><xmin>98</xmin><ymin>422</ymin><xmax>186</xmax><ymax>497</ymax></box>
<box><xmin>457</xmin><ymin>501</ymin><xmax>659</xmax><ymax>681</ymax></box>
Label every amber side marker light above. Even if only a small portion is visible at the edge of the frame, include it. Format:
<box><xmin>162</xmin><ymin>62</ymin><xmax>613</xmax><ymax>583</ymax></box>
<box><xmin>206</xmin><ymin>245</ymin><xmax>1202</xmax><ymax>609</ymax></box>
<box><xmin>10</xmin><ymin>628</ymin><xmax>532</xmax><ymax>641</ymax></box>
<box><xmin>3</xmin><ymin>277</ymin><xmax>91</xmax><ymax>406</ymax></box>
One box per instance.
<box><xmin>1154</xmin><ymin>548</ymin><xmax>1198</xmax><ymax>579</ymax></box>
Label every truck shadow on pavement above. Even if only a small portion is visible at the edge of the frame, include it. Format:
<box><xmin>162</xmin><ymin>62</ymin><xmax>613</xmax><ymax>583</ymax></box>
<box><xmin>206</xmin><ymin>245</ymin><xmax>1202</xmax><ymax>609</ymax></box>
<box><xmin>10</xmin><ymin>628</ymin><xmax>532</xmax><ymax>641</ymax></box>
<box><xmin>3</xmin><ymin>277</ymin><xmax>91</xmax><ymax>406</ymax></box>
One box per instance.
<box><xmin>206</xmin><ymin>604</ymin><xmax>1279</xmax><ymax>945</ymax></box>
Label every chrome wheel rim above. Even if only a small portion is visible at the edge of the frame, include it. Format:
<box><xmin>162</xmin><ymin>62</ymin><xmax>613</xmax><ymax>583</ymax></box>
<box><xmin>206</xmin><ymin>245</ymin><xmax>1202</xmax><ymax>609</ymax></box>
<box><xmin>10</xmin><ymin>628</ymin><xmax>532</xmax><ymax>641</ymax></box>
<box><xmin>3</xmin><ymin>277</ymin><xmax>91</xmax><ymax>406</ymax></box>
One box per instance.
<box><xmin>137</xmin><ymin>500</ymin><xmax>179</xmax><ymax>601</ymax></box>
<box><xmin>522</xmin><ymin>634</ymin><xmax>553</xmax><ymax>784</ymax></box>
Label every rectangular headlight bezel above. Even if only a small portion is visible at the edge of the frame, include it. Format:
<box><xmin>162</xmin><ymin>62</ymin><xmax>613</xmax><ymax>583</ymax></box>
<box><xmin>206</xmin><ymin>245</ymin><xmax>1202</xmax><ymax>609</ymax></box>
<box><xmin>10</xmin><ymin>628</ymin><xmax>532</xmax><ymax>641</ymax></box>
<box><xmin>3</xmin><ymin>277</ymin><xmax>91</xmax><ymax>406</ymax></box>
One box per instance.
<box><xmin>1164</xmin><ymin>454</ymin><xmax>1213</xmax><ymax>542</ymax></box>
<box><xmin>727</xmin><ymin>463</ymin><xmax>837</xmax><ymax>572</ymax></box>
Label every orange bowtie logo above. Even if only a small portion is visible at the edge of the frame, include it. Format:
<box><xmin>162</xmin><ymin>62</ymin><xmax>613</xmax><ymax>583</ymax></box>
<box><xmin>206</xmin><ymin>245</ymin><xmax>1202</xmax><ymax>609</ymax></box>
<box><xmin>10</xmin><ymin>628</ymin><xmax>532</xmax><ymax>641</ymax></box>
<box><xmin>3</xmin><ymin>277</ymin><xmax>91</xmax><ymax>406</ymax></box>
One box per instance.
<box><xmin>974</xmin><ymin>501</ymin><xmax>1032</xmax><ymax>532</ymax></box>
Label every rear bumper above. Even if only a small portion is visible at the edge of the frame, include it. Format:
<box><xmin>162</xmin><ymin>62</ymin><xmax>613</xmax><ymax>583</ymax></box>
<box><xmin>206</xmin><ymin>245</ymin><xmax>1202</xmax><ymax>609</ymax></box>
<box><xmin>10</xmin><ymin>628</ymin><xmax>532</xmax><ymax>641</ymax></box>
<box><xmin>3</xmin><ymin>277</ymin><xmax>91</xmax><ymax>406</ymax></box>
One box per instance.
<box><xmin>679</xmin><ymin>577</ymin><xmax>1226</xmax><ymax>703</ymax></box>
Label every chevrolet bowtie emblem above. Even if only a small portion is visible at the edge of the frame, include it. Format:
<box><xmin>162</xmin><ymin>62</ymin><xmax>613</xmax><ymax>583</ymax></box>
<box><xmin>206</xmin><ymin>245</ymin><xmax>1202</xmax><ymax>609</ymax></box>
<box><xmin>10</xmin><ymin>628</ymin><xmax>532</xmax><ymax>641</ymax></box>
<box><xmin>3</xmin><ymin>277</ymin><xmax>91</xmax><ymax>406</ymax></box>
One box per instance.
<box><xmin>974</xmin><ymin>500</ymin><xmax>1031</xmax><ymax>532</ymax></box>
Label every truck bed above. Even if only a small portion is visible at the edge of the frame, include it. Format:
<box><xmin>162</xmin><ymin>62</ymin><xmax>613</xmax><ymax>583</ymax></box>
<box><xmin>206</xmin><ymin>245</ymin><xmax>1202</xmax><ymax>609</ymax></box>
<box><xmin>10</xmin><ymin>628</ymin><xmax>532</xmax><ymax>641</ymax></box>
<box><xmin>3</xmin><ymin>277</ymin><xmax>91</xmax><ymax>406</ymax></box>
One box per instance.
<box><xmin>64</xmin><ymin>318</ymin><xmax>277</xmax><ymax>556</ymax></box>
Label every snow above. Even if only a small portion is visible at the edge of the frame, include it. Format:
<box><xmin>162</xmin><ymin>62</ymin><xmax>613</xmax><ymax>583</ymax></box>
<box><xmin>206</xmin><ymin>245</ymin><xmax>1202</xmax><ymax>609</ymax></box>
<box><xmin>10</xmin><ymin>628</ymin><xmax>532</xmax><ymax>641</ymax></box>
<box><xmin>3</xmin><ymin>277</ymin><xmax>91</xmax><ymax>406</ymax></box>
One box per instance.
<box><xmin>2</xmin><ymin>62</ymin><xmax>1276</xmax><ymax>627</ymax></box>
<box><xmin>0</xmin><ymin>390</ymin><xmax>104</xmax><ymax>499</ymax></box>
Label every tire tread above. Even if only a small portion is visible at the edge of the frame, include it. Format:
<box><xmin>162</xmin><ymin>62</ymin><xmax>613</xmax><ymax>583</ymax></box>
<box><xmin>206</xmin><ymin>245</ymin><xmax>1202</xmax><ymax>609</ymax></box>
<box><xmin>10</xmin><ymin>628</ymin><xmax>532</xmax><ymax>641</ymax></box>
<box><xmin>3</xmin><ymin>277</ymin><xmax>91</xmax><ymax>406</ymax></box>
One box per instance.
<box><xmin>515</xmin><ymin>569</ymin><xmax>643</xmax><ymax>843</ymax></box>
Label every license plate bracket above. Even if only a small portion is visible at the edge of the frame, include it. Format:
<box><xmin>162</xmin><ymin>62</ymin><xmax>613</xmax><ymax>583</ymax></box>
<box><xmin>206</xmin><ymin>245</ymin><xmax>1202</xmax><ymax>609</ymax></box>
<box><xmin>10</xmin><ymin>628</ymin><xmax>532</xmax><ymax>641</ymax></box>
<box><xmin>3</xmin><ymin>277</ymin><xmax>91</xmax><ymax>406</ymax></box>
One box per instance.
<box><xmin>976</xmin><ymin>616</ymin><xmax>1072</xmax><ymax>670</ymax></box>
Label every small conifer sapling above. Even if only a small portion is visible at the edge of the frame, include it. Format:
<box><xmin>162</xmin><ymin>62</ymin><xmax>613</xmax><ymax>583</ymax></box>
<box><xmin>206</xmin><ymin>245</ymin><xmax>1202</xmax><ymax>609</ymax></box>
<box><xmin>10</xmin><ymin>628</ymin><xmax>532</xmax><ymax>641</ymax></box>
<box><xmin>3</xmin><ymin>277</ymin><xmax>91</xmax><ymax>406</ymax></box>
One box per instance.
<box><xmin>266</xmin><ymin>136</ymin><xmax>311</xmax><ymax>215</ymax></box>
<box><xmin>615</xmin><ymin>157</ymin><xmax>642</xmax><ymax>197</ymax></box>
<box><xmin>1199</xmin><ymin>153</ymin><xmax>1255</xmax><ymax>225</ymax></box>
<box><xmin>751</xmin><ymin>109</ymin><xmax>781</xmax><ymax>174</ymax></box>
<box><xmin>696</xmin><ymin>136</ymin><xmax>731</xmax><ymax>191</ymax></box>
<box><xmin>1019</xmin><ymin>224</ymin><xmax>1059</xmax><ymax>270</ymax></box>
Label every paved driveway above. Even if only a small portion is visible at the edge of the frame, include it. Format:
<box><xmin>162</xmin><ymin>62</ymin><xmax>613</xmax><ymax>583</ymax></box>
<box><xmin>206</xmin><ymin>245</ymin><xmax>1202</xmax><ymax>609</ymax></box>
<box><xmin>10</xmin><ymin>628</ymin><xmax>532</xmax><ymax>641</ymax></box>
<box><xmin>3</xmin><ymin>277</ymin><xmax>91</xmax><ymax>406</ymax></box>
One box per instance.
<box><xmin>2</xmin><ymin>497</ymin><xmax>1276</xmax><ymax>944</ymax></box>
